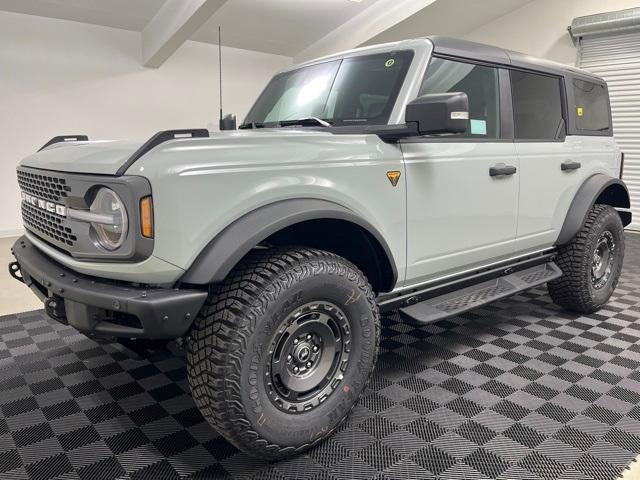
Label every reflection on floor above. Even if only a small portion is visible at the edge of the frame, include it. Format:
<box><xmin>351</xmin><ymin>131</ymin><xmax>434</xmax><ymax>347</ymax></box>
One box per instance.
<box><xmin>0</xmin><ymin>233</ymin><xmax>639</xmax><ymax>479</ymax></box>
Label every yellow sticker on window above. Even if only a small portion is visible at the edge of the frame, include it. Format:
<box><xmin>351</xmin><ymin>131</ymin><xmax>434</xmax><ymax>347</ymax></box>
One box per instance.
<box><xmin>385</xmin><ymin>59</ymin><xmax>395</xmax><ymax>68</ymax></box>
<box><xmin>577</xmin><ymin>107</ymin><xmax>584</xmax><ymax>117</ymax></box>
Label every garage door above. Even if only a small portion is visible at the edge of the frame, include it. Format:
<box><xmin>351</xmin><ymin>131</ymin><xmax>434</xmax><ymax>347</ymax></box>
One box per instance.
<box><xmin>578</xmin><ymin>31</ymin><xmax>640</xmax><ymax>231</ymax></box>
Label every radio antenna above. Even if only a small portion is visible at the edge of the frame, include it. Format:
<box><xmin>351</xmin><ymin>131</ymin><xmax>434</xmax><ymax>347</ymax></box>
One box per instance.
<box><xmin>218</xmin><ymin>26</ymin><xmax>223</xmax><ymax>123</ymax></box>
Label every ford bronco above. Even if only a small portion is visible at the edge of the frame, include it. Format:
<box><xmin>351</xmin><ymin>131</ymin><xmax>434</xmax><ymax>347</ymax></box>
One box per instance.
<box><xmin>9</xmin><ymin>37</ymin><xmax>631</xmax><ymax>459</ymax></box>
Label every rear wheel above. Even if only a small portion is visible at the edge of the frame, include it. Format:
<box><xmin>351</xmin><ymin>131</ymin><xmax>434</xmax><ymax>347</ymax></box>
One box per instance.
<box><xmin>187</xmin><ymin>247</ymin><xmax>380</xmax><ymax>459</ymax></box>
<box><xmin>548</xmin><ymin>204</ymin><xmax>624</xmax><ymax>313</ymax></box>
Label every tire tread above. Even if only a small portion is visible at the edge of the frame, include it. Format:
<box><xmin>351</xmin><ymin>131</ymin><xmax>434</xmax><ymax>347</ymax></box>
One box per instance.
<box><xmin>548</xmin><ymin>204</ymin><xmax>624</xmax><ymax>313</ymax></box>
<box><xmin>187</xmin><ymin>247</ymin><xmax>380</xmax><ymax>459</ymax></box>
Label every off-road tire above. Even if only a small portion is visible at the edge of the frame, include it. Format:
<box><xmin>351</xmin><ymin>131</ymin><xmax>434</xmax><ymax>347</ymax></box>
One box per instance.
<box><xmin>187</xmin><ymin>247</ymin><xmax>380</xmax><ymax>460</ymax></box>
<box><xmin>548</xmin><ymin>204</ymin><xmax>624</xmax><ymax>313</ymax></box>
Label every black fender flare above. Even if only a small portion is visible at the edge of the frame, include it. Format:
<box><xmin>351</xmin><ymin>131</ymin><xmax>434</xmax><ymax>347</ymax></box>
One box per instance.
<box><xmin>556</xmin><ymin>174</ymin><xmax>631</xmax><ymax>245</ymax></box>
<box><xmin>180</xmin><ymin>198</ymin><xmax>398</xmax><ymax>287</ymax></box>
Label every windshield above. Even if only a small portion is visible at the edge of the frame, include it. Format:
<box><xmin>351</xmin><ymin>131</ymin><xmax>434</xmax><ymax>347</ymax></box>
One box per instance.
<box><xmin>241</xmin><ymin>51</ymin><xmax>414</xmax><ymax>128</ymax></box>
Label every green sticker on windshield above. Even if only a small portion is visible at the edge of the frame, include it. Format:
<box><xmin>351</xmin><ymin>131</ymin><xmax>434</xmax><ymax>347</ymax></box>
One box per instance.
<box><xmin>385</xmin><ymin>59</ymin><xmax>395</xmax><ymax>68</ymax></box>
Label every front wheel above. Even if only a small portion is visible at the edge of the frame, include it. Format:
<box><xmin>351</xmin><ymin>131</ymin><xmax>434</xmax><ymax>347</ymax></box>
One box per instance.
<box><xmin>548</xmin><ymin>204</ymin><xmax>625</xmax><ymax>313</ymax></box>
<box><xmin>187</xmin><ymin>247</ymin><xmax>380</xmax><ymax>460</ymax></box>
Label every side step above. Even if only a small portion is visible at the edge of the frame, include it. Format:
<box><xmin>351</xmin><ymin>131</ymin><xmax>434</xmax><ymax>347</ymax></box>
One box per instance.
<box><xmin>399</xmin><ymin>262</ymin><xmax>562</xmax><ymax>324</ymax></box>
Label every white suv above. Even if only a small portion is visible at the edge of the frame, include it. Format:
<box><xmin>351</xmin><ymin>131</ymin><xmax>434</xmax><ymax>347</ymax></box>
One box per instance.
<box><xmin>10</xmin><ymin>37</ymin><xmax>631</xmax><ymax>459</ymax></box>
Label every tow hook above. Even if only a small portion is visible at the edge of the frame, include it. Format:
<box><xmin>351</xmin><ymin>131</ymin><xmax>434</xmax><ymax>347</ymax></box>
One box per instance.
<box><xmin>45</xmin><ymin>296</ymin><xmax>67</xmax><ymax>323</ymax></box>
<box><xmin>8</xmin><ymin>261</ymin><xmax>24</xmax><ymax>283</ymax></box>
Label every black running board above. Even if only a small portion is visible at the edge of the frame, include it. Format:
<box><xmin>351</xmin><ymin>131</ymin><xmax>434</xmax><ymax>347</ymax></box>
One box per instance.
<box><xmin>399</xmin><ymin>262</ymin><xmax>562</xmax><ymax>324</ymax></box>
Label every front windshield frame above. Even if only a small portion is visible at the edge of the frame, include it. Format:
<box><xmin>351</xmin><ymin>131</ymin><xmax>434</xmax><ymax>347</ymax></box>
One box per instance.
<box><xmin>241</xmin><ymin>50</ymin><xmax>415</xmax><ymax>129</ymax></box>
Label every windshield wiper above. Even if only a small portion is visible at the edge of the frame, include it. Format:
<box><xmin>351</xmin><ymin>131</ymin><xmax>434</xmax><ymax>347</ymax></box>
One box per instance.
<box><xmin>238</xmin><ymin>122</ymin><xmax>265</xmax><ymax>129</ymax></box>
<box><xmin>278</xmin><ymin>117</ymin><xmax>332</xmax><ymax>127</ymax></box>
<box><xmin>239</xmin><ymin>118</ymin><xmax>332</xmax><ymax>129</ymax></box>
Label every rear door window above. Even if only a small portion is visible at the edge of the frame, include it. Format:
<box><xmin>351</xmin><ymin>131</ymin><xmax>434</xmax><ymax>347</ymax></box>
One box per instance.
<box><xmin>573</xmin><ymin>79</ymin><xmax>611</xmax><ymax>132</ymax></box>
<box><xmin>510</xmin><ymin>71</ymin><xmax>564</xmax><ymax>140</ymax></box>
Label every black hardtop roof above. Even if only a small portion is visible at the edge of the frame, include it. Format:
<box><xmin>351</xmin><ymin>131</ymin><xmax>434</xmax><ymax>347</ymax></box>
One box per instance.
<box><xmin>426</xmin><ymin>36</ymin><xmax>603</xmax><ymax>83</ymax></box>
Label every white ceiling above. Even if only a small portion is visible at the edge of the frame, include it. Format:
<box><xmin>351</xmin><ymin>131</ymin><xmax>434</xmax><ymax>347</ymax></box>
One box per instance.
<box><xmin>194</xmin><ymin>0</ymin><xmax>387</xmax><ymax>56</ymax></box>
<box><xmin>0</xmin><ymin>0</ymin><xmax>385</xmax><ymax>57</ymax></box>
<box><xmin>0</xmin><ymin>0</ymin><xmax>536</xmax><ymax>59</ymax></box>
<box><xmin>363</xmin><ymin>0</ymin><xmax>535</xmax><ymax>46</ymax></box>
<box><xmin>0</xmin><ymin>0</ymin><xmax>165</xmax><ymax>31</ymax></box>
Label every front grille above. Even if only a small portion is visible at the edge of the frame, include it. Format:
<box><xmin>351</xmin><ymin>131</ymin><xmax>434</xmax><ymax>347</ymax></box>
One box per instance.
<box><xmin>22</xmin><ymin>202</ymin><xmax>77</xmax><ymax>247</ymax></box>
<box><xmin>17</xmin><ymin>169</ymin><xmax>71</xmax><ymax>202</ymax></box>
<box><xmin>16</xmin><ymin>165</ymin><xmax>152</xmax><ymax>261</ymax></box>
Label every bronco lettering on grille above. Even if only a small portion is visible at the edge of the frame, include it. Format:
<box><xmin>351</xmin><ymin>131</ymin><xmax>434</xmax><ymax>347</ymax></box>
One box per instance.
<box><xmin>21</xmin><ymin>192</ymin><xmax>67</xmax><ymax>217</ymax></box>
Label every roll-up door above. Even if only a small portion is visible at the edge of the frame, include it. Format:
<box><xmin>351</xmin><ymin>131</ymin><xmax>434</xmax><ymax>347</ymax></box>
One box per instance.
<box><xmin>578</xmin><ymin>31</ymin><xmax>640</xmax><ymax>230</ymax></box>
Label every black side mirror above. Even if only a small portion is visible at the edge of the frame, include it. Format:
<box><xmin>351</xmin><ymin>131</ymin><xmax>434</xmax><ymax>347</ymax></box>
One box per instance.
<box><xmin>405</xmin><ymin>92</ymin><xmax>469</xmax><ymax>135</ymax></box>
<box><xmin>220</xmin><ymin>114</ymin><xmax>237</xmax><ymax>131</ymax></box>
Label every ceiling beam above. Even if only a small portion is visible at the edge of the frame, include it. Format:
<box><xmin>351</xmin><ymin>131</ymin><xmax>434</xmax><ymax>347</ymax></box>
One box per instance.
<box><xmin>142</xmin><ymin>0</ymin><xmax>227</xmax><ymax>68</ymax></box>
<box><xmin>293</xmin><ymin>0</ymin><xmax>437</xmax><ymax>63</ymax></box>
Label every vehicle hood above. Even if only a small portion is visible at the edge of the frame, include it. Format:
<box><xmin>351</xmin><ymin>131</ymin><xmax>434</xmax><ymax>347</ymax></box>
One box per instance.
<box><xmin>19</xmin><ymin>140</ymin><xmax>142</xmax><ymax>175</ymax></box>
<box><xmin>18</xmin><ymin>129</ymin><xmax>347</xmax><ymax>176</ymax></box>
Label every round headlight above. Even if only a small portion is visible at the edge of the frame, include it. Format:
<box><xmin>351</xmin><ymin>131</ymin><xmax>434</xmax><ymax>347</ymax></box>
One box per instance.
<box><xmin>90</xmin><ymin>188</ymin><xmax>128</xmax><ymax>251</ymax></box>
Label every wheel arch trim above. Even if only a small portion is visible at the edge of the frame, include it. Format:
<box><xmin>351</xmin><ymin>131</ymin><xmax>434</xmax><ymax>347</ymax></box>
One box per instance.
<box><xmin>556</xmin><ymin>174</ymin><xmax>631</xmax><ymax>246</ymax></box>
<box><xmin>179</xmin><ymin>198</ymin><xmax>398</xmax><ymax>289</ymax></box>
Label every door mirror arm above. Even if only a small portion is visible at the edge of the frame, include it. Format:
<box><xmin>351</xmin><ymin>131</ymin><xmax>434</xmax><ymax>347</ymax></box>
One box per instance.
<box><xmin>375</xmin><ymin>123</ymin><xmax>420</xmax><ymax>142</ymax></box>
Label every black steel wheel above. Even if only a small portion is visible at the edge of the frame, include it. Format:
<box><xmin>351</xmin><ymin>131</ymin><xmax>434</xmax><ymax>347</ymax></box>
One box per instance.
<box><xmin>591</xmin><ymin>230</ymin><xmax>616</xmax><ymax>290</ymax></box>
<box><xmin>266</xmin><ymin>301</ymin><xmax>351</xmax><ymax>413</ymax></box>
<box><xmin>187</xmin><ymin>247</ymin><xmax>380</xmax><ymax>460</ymax></box>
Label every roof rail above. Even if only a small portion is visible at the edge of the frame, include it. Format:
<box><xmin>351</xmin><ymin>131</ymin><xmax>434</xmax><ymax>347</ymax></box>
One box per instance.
<box><xmin>38</xmin><ymin>135</ymin><xmax>89</xmax><ymax>152</ymax></box>
<box><xmin>116</xmin><ymin>129</ymin><xmax>210</xmax><ymax>176</ymax></box>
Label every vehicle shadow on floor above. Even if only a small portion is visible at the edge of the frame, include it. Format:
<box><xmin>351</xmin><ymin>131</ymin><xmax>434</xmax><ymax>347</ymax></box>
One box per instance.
<box><xmin>0</xmin><ymin>233</ymin><xmax>639</xmax><ymax>479</ymax></box>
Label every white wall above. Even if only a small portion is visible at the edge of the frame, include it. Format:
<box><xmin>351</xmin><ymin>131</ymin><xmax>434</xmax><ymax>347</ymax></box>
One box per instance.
<box><xmin>0</xmin><ymin>11</ymin><xmax>291</xmax><ymax>236</ymax></box>
<box><xmin>463</xmin><ymin>0</ymin><xmax>640</xmax><ymax>66</ymax></box>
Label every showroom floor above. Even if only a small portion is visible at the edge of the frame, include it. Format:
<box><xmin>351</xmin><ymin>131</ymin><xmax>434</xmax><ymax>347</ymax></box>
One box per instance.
<box><xmin>0</xmin><ymin>234</ymin><xmax>639</xmax><ymax>480</ymax></box>
<box><xmin>0</xmin><ymin>236</ymin><xmax>42</xmax><ymax>317</ymax></box>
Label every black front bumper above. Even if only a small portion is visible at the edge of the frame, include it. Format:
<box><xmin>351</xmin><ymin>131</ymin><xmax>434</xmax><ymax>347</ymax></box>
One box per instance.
<box><xmin>9</xmin><ymin>236</ymin><xmax>207</xmax><ymax>340</ymax></box>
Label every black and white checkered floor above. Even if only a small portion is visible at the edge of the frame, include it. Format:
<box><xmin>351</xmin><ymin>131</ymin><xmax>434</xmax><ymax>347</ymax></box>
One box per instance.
<box><xmin>1</xmin><ymin>234</ymin><xmax>640</xmax><ymax>480</ymax></box>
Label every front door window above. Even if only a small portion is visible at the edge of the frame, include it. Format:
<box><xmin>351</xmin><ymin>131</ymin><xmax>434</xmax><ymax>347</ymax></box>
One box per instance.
<box><xmin>419</xmin><ymin>57</ymin><xmax>500</xmax><ymax>139</ymax></box>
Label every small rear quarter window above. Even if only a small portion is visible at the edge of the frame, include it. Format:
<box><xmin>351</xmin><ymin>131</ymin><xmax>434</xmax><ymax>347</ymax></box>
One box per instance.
<box><xmin>573</xmin><ymin>79</ymin><xmax>610</xmax><ymax>132</ymax></box>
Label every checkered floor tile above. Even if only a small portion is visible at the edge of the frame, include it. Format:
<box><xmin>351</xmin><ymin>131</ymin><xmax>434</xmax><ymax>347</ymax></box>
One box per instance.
<box><xmin>1</xmin><ymin>233</ymin><xmax>640</xmax><ymax>479</ymax></box>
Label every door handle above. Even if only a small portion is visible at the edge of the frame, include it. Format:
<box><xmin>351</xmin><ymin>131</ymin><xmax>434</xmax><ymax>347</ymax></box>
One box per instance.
<box><xmin>489</xmin><ymin>164</ymin><xmax>517</xmax><ymax>177</ymax></box>
<box><xmin>561</xmin><ymin>160</ymin><xmax>581</xmax><ymax>171</ymax></box>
